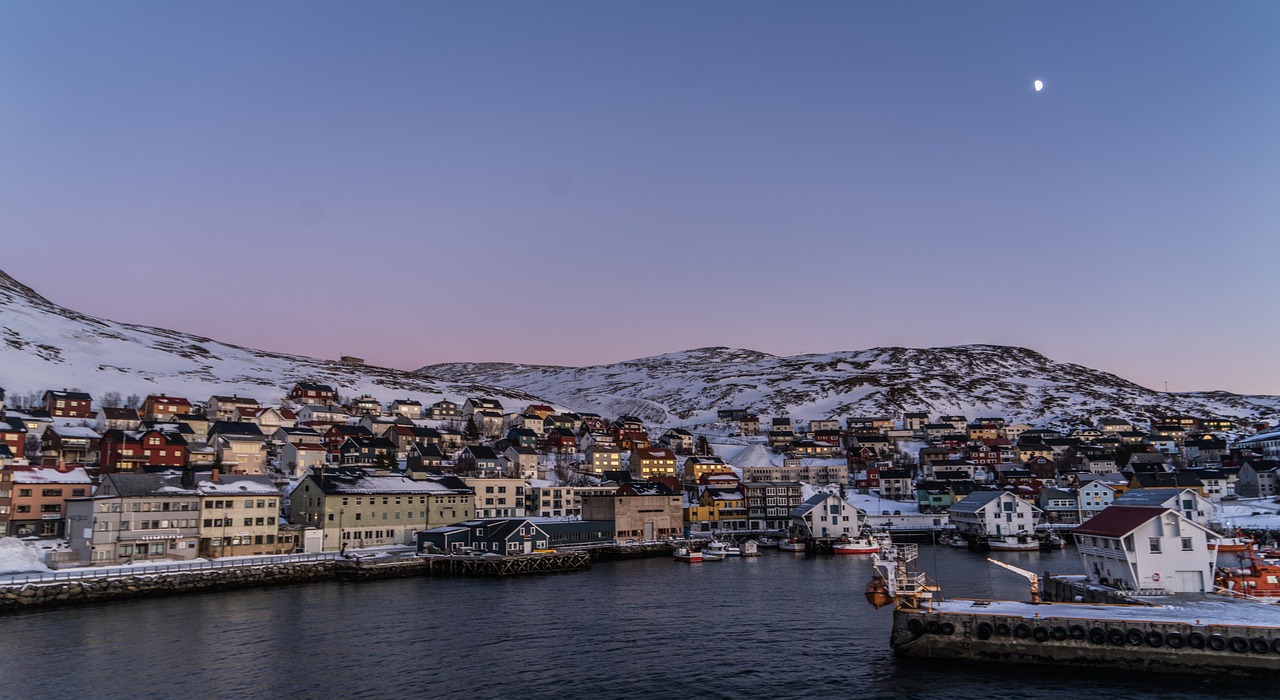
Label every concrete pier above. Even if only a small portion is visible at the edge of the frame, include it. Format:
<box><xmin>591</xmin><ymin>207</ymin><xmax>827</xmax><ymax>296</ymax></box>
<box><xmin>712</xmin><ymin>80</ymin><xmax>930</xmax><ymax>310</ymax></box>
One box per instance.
<box><xmin>891</xmin><ymin>599</ymin><xmax>1280</xmax><ymax>675</ymax></box>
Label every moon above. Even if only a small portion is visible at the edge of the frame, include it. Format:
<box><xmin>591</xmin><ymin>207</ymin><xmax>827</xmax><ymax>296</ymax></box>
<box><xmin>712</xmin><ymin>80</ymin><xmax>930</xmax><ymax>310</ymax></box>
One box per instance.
<box><xmin>1034</xmin><ymin>80</ymin><xmax>1044</xmax><ymax>92</ymax></box>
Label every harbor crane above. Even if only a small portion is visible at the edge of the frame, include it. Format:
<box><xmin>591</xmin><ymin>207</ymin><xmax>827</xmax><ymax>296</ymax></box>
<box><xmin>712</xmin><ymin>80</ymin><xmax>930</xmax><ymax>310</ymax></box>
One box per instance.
<box><xmin>986</xmin><ymin>557</ymin><xmax>1040</xmax><ymax>603</ymax></box>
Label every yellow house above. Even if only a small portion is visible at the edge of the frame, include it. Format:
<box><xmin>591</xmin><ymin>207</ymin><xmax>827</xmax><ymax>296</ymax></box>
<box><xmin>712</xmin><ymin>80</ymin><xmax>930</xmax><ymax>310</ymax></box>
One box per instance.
<box><xmin>289</xmin><ymin>468</ymin><xmax>476</xmax><ymax>551</ymax></box>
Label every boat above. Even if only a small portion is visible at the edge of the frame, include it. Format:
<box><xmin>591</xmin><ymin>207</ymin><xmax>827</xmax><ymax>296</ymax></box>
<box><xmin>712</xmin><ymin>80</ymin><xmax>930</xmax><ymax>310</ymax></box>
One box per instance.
<box><xmin>1218</xmin><ymin>549</ymin><xmax>1280</xmax><ymax>598</ymax></box>
<box><xmin>741</xmin><ymin>539</ymin><xmax>761</xmax><ymax>557</ymax></box>
<box><xmin>1210</xmin><ymin>536</ymin><xmax>1255</xmax><ymax>554</ymax></box>
<box><xmin>874</xmin><ymin>531</ymin><xmax>894</xmax><ymax>548</ymax></box>
<box><xmin>1041</xmin><ymin>531</ymin><xmax>1067</xmax><ymax>550</ymax></box>
<box><xmin>944</xmin><ymin>533</ymin><xmax>969</xmax><ymax>549</ymax></box>
<box><xmin>779</xmin><ymin>537</ymin><xmax>806</xmax><ymax>553</ymax></box>
<box><xmin>701</xmin><ymin>550</ymin><xmax>726</xmax><ymax>561</ymax></box>
<box><xmin>756</xmin><ymin>537</ymin><xmax>779</xmax><ymax>549</ymax></box>
<box><xmin>705</xmin><ymin>540</ymin><xmax>742</xmax><ymax>557</ymax></box>
<box><xmin>987</xmin><ymin>535</ymin><xmax>1039</xmax><ymax>551</ymax></box>
<box><xmin>672</xmin><ymin>547</ymin><xmax>702</xmax><ymax>563</ymax></box>
<box><xmin>833</xmin><ymin>534</ymin><xmax>881</xmax><ymax>555</ymax></box>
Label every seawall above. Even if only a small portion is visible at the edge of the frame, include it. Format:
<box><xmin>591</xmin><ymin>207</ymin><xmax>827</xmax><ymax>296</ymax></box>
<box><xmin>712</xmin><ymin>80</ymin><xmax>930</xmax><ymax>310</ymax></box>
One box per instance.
<box><xmin>0</xmin><ymin>552</ymin><xmax>591</xmax><ymax>611</ymax></box>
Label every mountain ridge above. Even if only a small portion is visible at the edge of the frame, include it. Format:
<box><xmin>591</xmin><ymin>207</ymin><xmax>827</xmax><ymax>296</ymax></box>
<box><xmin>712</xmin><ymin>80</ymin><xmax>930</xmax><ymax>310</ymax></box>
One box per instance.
<box><xmin>0</xmin><ymin>269</ymin><xmax>541</xmax><ymax>407</ymax></box>
<box><xmin>419</xmin><ymin>345</ymin><xmax>1280</xmax><ymax>428</ymax></box>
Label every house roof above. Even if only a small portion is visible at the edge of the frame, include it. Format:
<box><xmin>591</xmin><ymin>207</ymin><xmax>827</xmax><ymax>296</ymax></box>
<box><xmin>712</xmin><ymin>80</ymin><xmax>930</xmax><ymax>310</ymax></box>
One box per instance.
<box><xmin>102</xmin><ymin>473</ymin><xmax>199</xmax><ymax>497</ymax></box>
<box><xmin>790</xmin><ymin>492</ymin><xmax>835</xmax><ymax>518</ymax></box>
<box><xmin>946</xmin><ymin>490</ymin><xmax>1008</xmax><ymax>514</ymax></box>
<box><xmin>100</xmin><ymin>407</ymin><xmax>141</xmax><ymax>421</ymax></box>
<box><xmin>11</xmin><ymin>466</ymin><xmax>93</xmax><ymax>484</ymax></box>
<box><xmin>211</xmin><ymin>395</ymin><xmax>259</xmax><ymax>405</ymax></box>
<box><xmin>1114</xmin><ymin>488</ymin><xmax>1198</xmax><ymax>508</ymax></box>
<box><xmin>1074</xmin><ymin>506</ymin><xmax>1169</xmax><ymax>538</ymax></box>
<box><xmin>464</xmin><ymin>445</ymin><xmax>499</xmax><ymax>460</ymax></box>
<box><xmin>45</xmin><ymin>390</ymin><xmax>92</xmax><ymax>401</ymax></box>
<box><xmin>210</xmin><ymin>421</ymin><xmax>265</xmax><ymax>437</ymax></box>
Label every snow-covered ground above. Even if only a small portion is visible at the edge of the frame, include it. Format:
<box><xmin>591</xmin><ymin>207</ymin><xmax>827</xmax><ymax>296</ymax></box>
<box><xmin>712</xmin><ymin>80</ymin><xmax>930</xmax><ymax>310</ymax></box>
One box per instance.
<box><xmin>0</xmin><ymin>538</ymin><xmax>51</xmax><ymax>575</ymax></box>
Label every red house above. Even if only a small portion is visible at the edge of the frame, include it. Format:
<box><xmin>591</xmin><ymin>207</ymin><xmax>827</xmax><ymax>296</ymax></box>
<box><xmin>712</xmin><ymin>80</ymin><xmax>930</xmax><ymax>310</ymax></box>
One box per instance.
<box><xmin>323</xmin><ymin>424</ymin><xmax>373</xmax><ymax>455</ymax></box>
<box><xmin>44</xmin><ymin>390</ymin><xmax>93</xmax><ymax>418</ymax></box>
<box><xmin>544</xmin><ymin>428</ymin><xmax>578</xmax><ymax>454</ymax></box>
<box><xmin>0</xmin><ymin>419</ymin><xmax>27</xmax><ymax>460</ymax></box>
<box><xmin>290</xmin><ymin>382</ymin><xmax>338</xmax><ymax>406</ymax></box>
<box><xmin>98</xmin><ymin>429</ymin><xmax>189</xmax><ymax>473</ymax></box>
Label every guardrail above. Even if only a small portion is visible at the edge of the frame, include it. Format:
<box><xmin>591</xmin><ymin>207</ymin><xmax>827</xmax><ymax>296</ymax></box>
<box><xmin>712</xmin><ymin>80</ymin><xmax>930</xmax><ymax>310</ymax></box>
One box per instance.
<box><xmin>0</xmin><ymin>552</ymin><xmax>340</xmax><ymax>586</ymax></box>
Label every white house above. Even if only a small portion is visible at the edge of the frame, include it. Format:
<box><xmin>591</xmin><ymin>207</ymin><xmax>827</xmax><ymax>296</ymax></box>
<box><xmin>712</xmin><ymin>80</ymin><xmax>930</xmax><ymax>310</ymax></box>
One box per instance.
<box><xmin>1114</xmin><ymin>487</ymin><xmax>1213</xmax><ymax>525</ymax></box>
<box><xmin>947</xmin><ymin>491</ymin><xmax>1041</xmax><ymax>537</ymax></box>
<box><xmin>790</xmin><ymin>492</ymin><xmax>861</xmax><ymax>539</ymax></box>
<box><xmin>1074</xmin><ymin>505</ymin><xmax>1218</xmax><ymax>593</ymax></box>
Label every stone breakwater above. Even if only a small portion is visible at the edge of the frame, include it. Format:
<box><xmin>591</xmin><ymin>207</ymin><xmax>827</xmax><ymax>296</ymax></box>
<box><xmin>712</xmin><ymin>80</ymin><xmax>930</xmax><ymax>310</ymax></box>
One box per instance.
<box><xmin>1</xmin><ymin>552</ymin><xmax>592</xmax><ymax>611</ymax></box>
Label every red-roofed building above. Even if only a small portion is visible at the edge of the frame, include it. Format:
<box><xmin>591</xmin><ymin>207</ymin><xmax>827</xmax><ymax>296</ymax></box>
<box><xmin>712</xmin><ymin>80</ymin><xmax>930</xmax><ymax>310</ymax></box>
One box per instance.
<box><xmin>1074</xmin><ymin>505</ymin><xmax>1218</xmax><ymax>593</ymax></box>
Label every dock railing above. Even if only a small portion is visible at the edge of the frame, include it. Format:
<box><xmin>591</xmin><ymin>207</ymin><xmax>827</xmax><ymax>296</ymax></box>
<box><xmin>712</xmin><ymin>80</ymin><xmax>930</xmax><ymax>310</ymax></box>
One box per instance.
<box><xmin>0</xmin><ymin>552</ymin><xmax>339</xmax><ymax>586</ymax></box>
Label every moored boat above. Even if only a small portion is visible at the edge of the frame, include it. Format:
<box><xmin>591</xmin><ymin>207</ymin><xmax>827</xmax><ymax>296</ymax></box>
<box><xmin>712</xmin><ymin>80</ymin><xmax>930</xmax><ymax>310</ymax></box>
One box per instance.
<box><xmin>833</xmin><ymin>534</ymin><xmax>881</xmax><ymax>555</ymax></box>
<box><xmin>1218</xmin><ymin>549</ymin><xmax>1280</xmax><ymax>598</ymax></box>
<box><xmin>756</xmin><ymin>537</ymin><xmax>779</xmax><ymax>549</ymax></box>
<box><xmin>987</xmin><ymin>535</ymin><xmax>1039</xmax><ymax>551</ymax></box>
<box><xmin>701</xmin><ymin>550</ymin><xmax>726</xmax><ymax>561</ymax></box>
<box><xmin>944</xmin><ymin>533</ymin><xmax>969</xmax><ymax>549</ymax></box>
<box><xmin>779</xmin><ymin>537</ymin><xmax>806</xmax><ymax>552</ymax></box>
<box><xmin>1210</xmin><ymin>537</ymin><xmax>1255</xmax><ymax>554</ymax></box>
<box><xmin>673</xmin><ymin>547</ymin><xmax>703</xmax><ymax>563</ymax></box>
<box><xmin>705</xmin><ymin>540</ymin><xmax>742</xmax><ymax>557</ymax></box>
<box><xmin>1041</xmin><ymin>531</ymin><xmax>1067</xmax><ymax>550</ymax></box>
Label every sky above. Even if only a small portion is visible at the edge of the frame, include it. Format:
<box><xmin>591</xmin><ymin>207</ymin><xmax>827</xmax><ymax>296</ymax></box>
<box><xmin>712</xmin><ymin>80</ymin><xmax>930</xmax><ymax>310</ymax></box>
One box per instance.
<box><xmin>1</xmin><ymin>1</ymin><xmax>1278</xmax><ymax>394</ymax></box>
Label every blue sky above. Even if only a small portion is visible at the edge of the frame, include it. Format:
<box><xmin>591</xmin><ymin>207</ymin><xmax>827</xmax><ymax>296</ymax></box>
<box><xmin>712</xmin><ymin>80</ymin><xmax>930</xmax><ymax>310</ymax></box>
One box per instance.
<box><xmin>2</xmin><ymin>1</ymin><xmax>1277</xmax><ymax>393</ymax></box>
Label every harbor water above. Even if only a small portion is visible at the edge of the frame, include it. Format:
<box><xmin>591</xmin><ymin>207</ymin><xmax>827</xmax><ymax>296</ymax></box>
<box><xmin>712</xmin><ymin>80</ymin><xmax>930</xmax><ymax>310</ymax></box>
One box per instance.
<box><xmin>0</xmin><ymin>546</ymin><xmax>1259</xmax><ymax>699</ymax></box>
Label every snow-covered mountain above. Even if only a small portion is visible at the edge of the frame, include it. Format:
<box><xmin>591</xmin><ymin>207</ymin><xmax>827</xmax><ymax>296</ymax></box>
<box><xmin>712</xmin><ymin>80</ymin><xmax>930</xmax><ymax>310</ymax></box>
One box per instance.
<box><xmin>419</xmin><ymin>346</ymin><xmax>1280</xmax><ymax>429</ymax></box>
<box><xmin>0</xmin><ymin>269</ymin><xmax>541</xmax><ymax>408</ymax></box>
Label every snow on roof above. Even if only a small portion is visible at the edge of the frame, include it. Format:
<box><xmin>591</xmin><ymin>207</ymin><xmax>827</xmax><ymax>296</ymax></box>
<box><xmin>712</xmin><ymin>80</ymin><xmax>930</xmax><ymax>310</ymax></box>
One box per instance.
<box><xmin>51</xmin><ymin>426</ymin><xmax>101</xmax><ymax>439</ymax></box>
<box><xmin>12</xmin><ymin>467</ymin><xmax>93</xmax><ymax>484</ymax></box>
<box><xmin>197</xmin><ymin>476</ymin><xmax>281</xmax><ymax>495</ymax></box>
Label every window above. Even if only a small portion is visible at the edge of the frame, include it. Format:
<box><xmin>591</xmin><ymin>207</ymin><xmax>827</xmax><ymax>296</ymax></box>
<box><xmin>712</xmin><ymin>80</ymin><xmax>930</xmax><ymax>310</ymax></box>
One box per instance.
<box><xmin>1149</xmin><ymin>538</ymin><xmax>1162</xmax><ymax>554</ymax></box>
<box><xmin>17</xmin><ymin>489</ymin><xmax>31</xmax><ymax>497</ymax></box>
<box><xmin>1181</xmin><ymin>537</ymin><xmax>1193</xmax><ymax>551</ymax></box>
<box><xmin>244</xmin><ymin>518</ymin><xmax>253</xmax><ymax>526</ymax></box>
<box><xmin>42</xmin><ymin>489</ymin><xmax>62</xmax><ymax>497</ymax></box>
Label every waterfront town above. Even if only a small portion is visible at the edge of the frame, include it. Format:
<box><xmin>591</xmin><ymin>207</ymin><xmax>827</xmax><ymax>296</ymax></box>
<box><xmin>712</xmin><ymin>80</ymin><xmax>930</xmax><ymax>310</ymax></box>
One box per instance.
<box><xmin>1</xmin><ymin>381</ymin><xmax>1278</xmax><ymax>583</ymax></box>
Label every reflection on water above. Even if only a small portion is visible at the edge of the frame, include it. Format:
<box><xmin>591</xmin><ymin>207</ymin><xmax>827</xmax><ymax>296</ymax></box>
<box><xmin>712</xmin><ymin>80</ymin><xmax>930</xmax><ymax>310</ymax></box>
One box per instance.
<box><xmin>0</xmin><ymin>547</ymin><xmax>1259</xmax><ymax>699</ymax></box>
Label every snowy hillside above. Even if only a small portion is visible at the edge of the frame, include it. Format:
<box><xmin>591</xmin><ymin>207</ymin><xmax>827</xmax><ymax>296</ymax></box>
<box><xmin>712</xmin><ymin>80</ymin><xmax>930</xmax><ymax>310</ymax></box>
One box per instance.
<box><xmin>0</xmin><ymin>269</ymin><xmax>543</xmax><ymax>408</ymax></box>
<box><xmin>420</xmin><ymin>346</ymin><xmax>1280</xmax><ymax>429</ymax></box>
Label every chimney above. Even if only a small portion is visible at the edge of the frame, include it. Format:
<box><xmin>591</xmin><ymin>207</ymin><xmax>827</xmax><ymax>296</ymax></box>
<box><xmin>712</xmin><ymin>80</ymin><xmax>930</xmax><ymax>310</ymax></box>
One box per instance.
<box><xmin>211</xmin><ymin>468</ymin><xmax>220</xmax><ymax>483</ymax></box>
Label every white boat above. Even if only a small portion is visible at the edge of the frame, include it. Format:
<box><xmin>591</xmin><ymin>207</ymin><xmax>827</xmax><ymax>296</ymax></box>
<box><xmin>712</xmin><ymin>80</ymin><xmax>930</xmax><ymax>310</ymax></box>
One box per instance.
<box><xmin>706</xmin><ymin>540</ymin><xmax>743</xmax><ymax>557</ymax></box>
<box><xmin>756</xmin><ymin>537</ymin><xmax>779</xmax><ymax>549</ymax></box>
<box><xmin>833</xmin><ymin>534</ymin><xmax>881</xmax><ymax>555</ymax></box>
<box><xmin>779</xmin><ymin>537</ymin><xmax>806</xmax><ymax>553</ymax></box>
<box><xmin>945</xmin><ymin>533</ymin><xmax>969</xmax><ymax>549</ymax></box>
<box><xmin>987</xmin><ymin>535</ymin><xmax>1039</xmax><ymax>551</ymax></box>
<box><xmin>701</xmin><ymin>550</ymin><xmax>726</xmax><ymax>561</ymax></box>
<box><xmin>1041</xmin><ymin>531</ymin><xmax>1067</xmax><ymax>549</ymax></box>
